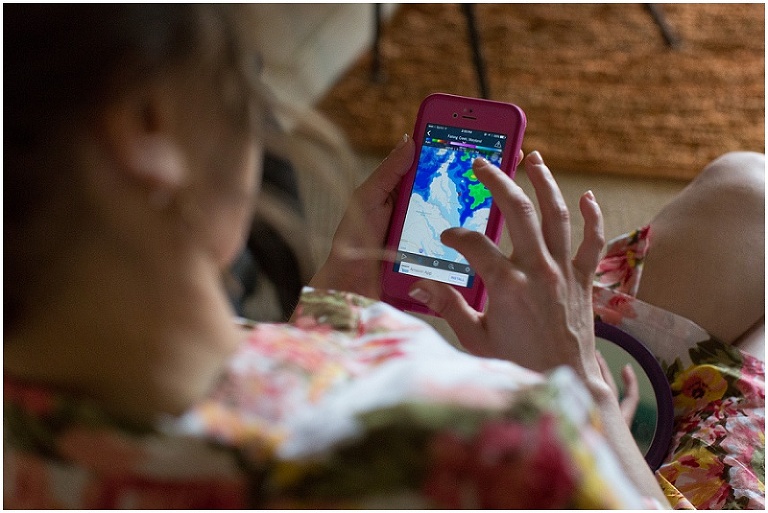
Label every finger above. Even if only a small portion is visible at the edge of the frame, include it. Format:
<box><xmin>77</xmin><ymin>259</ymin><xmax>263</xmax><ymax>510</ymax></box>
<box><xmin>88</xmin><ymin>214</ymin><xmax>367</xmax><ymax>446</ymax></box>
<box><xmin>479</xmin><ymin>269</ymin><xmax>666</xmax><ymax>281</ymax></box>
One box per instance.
<box><xmin>573</xmin><ymin>190</ymin><xmax>605</xmax><ymax>281</ymax></box>
<box><xmin>471</xmin><ymin>158</ymin><xmax>548</xmax><ymax>269</ymax></box>
<box><xmin>515</xmin><ymin>149</ymin><xmax>524</xmax><ymax>169</ymax></box>
<box><xmin>440</xmin><ymin>227</ymin><xmax>514</xmax><ymax>295</ymax></box>
<box><xmin>407</xmin><ymin>280</ymin><xmax>486</xmax><ymax>355</ymax></box>
<box><xmin>620</xmin><ymin>364</ymin><xmax>640</xmax><ymax>426</ymax></box>
<box><xmin>596</xmin><ymin>350</ymin><xmax>619</xmax><ymax>398</ymax></box>
<box><xmin>524</xmin><ymin>151</ymin><xmax>572</xmax><ymax>263</ymax></box>
<box><xmin>357</xmin><ymin>134</ymin><xmax>415</xmax><ymax>206</ymax></box>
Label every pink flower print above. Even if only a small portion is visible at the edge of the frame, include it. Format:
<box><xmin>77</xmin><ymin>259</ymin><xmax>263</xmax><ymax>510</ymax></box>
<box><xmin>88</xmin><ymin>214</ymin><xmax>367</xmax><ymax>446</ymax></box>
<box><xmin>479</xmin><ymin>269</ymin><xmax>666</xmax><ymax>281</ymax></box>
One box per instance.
<box><xmin>423</xmin><ymin>417</ymin><xmax>577</xmax><ymax>509</ymax></box>
<box><xmin>675</xmin><ymin>412</ymin><xmax>704</xmax><ymax>438</ymax></box>
<box><xmin>736</xmin><ymin>355</ymin><xmax>765</xmax><ymax>403</ymax></box>
<box><xmin>595</xmin><ymin>253</ymin><xmax>633</xmax><ymax>289</ymax></box>
<box><xmin>727</xmin><ymin>458</ymin><xmax>766</xmax><ymax>509</ymax></box>
<box><xmin>720</xmin><ymin>416</ymin><xmax>762</xmax><ymax>465</ymax></box>
<box><xmin>697</xmin><ymin>420</ymin><xmax>729</xmax><ymax>446</ymax></box>
<box><xmin>595</xmin><ymin>226</ymin><xmax>650</xmax><ymax>295</ymax></box>
<box><xmin>740</xmin><ymin>353</ymin><xmax>764</xmax><ymax>378</ymax></box>
<box><xmin>474</xmin><ymin>416</ymin><xmax>576</xmax><ymax>509</ymax></box>
<box><xmin>593</xmin><ymin>291</ymin><xmax>638</xmax><ymax>325</ymax></box>
<box><xmin>356</xmin><ymin>337</ymin><xmax>406</xmax><ymax>367</ymax></box>
<box><xmin>607</xmin><ymin>294</ymin><xmax>638</xmax><ymax>318</ymax></box>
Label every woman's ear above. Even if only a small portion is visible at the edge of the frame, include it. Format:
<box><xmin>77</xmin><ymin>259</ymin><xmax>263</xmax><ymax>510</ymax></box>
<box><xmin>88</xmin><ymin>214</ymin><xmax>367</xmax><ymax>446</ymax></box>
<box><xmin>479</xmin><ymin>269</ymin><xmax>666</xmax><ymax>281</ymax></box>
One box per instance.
<box><xmin>100</xmin><ymin>87</ymin><xmax>188</xmax><ymax>192</ymax></box>
<box><xmin>125</xmin><ymin>133</ymin><xmax>187</xmax><ymax>190</ymax></box>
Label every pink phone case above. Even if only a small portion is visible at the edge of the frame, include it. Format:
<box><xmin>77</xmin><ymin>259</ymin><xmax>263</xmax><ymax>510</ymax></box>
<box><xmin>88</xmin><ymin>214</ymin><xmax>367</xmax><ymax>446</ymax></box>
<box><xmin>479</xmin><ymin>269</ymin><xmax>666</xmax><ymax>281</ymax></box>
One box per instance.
<box><xmin>381</xmin><ymin>93</ymin><xmax>526</xmax><ymax>315</ymax></box>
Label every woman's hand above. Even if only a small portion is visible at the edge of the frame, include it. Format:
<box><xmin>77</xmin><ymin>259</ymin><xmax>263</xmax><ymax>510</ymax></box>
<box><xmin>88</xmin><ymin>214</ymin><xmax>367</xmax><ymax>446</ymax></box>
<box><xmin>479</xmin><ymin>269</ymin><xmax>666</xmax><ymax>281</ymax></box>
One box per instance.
<box><xmin>597</xmin><ymin>351</ymin><xmax>640</xmax><ymax>426</ymax></box>
<box><xmin>407</xmin><ymin>151</ymin><xmax>668</xmax><ymax>502</ymax></box>
<box><xmin>407</xmin><ymin>151</ymin><xmax>605</xmax><ymax>380</ymax></box>
<box><xmin>308</xmin><ymin>134</ymin><xmax>415</xmax><ymax>299</ymax></box>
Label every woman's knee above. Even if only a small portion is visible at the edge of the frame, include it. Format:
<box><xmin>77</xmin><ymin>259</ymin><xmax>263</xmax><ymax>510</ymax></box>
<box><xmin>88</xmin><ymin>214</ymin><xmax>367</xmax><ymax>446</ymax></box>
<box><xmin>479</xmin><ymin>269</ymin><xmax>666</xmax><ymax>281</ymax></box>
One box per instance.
<box><xmin>695</xmin><ymin>151</ymin><xmax>765</xmax><ymax>195</ymax></box>
<box><xmin>637</xmin><ymin>151</ymin><xmax>764</xmax><ymax>344</ymax></box>
<box><xmin>672</xmin><ymin>151</ymin><xmax>765</xmax><ymax>225</ymax></box>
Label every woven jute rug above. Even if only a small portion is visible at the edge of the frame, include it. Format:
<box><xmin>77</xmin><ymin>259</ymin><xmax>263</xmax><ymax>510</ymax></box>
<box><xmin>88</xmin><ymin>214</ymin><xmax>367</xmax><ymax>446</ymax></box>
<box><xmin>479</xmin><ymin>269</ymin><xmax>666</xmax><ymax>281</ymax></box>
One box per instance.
<box><xmin>318</xmin><ymin>4</ymin><xmax>764</xmax><ymax>180</ymax></box>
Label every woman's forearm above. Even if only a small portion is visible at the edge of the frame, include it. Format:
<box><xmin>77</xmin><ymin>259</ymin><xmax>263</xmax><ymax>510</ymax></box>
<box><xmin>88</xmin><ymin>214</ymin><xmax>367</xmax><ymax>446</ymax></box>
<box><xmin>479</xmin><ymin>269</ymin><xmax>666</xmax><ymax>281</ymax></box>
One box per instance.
<box><xmin>585</xmin><ymin>376</ymin><xmax>669</xmax><ymax>506</ymax></box>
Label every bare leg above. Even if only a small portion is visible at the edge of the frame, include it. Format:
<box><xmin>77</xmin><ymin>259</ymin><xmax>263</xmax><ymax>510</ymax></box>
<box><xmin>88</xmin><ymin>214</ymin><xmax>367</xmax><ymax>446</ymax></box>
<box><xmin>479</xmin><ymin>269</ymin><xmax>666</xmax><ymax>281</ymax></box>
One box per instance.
<box><xmin>636</xmin><ymin>152</ymin><xmax>765</xmax><ymax>358</ymax></box>
<box><xmin>733</xmin><ymin>316</ymin><xmax>765</xmax><ymax>359</ymax></box>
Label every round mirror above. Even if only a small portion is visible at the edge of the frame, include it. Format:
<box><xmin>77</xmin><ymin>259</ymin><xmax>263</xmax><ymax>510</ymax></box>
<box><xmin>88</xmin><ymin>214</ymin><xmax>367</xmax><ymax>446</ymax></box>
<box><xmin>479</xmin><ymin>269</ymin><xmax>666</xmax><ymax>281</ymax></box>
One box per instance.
<box><xmin>594</xmin><ymin>321</ymin><xmax>674</xmax><ymax>470</ymax></box>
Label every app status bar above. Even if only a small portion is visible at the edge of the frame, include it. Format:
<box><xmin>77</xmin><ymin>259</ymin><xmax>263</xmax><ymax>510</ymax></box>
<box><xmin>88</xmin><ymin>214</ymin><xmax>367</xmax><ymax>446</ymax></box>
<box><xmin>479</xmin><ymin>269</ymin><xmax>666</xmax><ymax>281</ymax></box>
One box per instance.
<box><xmin>427</xmin><ymin>137</ymin><xmax>503</xmax><ymax>153</ymax></box>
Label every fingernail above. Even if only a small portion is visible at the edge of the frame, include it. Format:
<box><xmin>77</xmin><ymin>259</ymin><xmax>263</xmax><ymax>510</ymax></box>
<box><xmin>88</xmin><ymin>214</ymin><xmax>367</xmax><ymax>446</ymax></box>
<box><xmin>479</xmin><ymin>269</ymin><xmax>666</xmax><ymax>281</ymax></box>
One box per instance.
<box><xmin>381</xmin><ymin>134</ymin><xmax>409</xmax><ymax>164</ymax></box>
<box><xmin>528</xmin><ymin>150</ymin><xmax>544</xmax><ymax>165</ymax></box>
<box><xmin>408</xmin><ymin>287</ymin><xmax>431</xmax><ymax>304</ymax></box>
<box><xmin>474</xmin><ymin>157</ymin><xmax>491</xmax><ymax>168</ymax></box>
<box><xmin>585</xmin><ymin>190</ymin><xmax>596</xmax><ymax>202</ymax></box>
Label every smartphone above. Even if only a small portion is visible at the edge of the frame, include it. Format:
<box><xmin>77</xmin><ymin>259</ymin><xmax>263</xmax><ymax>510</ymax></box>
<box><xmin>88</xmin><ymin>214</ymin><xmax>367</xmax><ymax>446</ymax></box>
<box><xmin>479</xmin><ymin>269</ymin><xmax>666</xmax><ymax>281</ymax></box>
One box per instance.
<box><xmin>380</xmin><ymin>93</ymin><xmax>526</xmax><ymax>314</ymax></box>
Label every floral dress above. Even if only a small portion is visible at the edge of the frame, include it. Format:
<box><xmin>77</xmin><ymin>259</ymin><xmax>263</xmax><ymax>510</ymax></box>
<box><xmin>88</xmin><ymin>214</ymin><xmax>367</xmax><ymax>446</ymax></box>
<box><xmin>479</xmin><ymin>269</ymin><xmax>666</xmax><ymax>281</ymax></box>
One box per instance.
<box><xmin>3</xmin><ymin>228</ymin><xmax>764</xmax><ymax>509</ymax></box>
<box><xmin>595</xmin><ymin>226</ymin><xmax>765</xmax><ymax>509</ymax></box>
<box><xmin>6</xmin><ymin>295</ymin><xmax>658</xmax><ymax>508</ymax></box>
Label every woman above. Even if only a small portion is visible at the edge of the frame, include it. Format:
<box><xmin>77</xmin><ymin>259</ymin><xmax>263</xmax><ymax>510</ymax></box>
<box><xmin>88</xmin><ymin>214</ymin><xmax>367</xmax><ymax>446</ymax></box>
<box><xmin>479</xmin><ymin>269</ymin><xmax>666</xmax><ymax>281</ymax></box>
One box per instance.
<box><xmin>4</xmin><ymin>5</ymin><xmax>763</xmax><ymax>508</ymax></box>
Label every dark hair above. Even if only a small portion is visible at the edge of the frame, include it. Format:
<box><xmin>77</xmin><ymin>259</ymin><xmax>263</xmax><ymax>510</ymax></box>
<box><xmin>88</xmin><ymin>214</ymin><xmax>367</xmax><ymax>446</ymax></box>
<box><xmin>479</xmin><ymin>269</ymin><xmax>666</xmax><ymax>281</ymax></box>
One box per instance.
<box><xmin>4</xmin><ymin>4</ymin><xmax>256</xmax><ymax>331</ymax></box>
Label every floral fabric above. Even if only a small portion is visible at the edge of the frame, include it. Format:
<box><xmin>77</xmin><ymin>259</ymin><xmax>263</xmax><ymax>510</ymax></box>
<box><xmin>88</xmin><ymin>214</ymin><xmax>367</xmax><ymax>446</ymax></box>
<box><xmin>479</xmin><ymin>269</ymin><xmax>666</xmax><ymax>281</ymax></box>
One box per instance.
<box><xmin>4</xmin><ymin>226</ymin><xmax>763</xmax><ymax>509</ymax></box>
<box><xmin>594</xmin><ymin>226</ymin><xmax>765</xmax><ymax>509</ymax></box>
<box><xmin>5</xmin><ymin>290</ymin><xmax>654</xmax><ymax>509</ymax></box>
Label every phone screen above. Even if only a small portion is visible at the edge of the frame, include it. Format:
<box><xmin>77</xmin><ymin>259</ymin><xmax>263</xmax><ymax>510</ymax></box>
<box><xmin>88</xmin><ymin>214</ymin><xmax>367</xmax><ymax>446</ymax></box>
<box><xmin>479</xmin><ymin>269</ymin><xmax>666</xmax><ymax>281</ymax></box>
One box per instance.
<box><xmin>393</xmin><ymin>123</ymin><xmax>508</xmax><ymax>287</ymax></box>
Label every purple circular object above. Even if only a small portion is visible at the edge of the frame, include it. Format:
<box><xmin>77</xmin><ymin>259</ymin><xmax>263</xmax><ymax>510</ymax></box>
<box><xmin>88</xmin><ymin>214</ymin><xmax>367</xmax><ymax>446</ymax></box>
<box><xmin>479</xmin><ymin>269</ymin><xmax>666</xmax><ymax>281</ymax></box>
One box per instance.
<box><xmin>595</xmin><ymin>320</ymin><xmax>674</xmax><ymax>470</ymax></box>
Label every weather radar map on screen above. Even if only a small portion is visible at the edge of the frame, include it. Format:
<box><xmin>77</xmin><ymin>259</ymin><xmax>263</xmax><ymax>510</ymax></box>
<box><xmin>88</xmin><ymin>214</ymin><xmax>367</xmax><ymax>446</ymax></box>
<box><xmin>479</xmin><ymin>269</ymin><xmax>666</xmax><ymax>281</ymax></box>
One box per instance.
<box><xmin>394</xmin><ymin>123</ymin><xmax>507</xmax><ymax>288</ymax></box>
